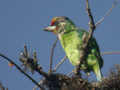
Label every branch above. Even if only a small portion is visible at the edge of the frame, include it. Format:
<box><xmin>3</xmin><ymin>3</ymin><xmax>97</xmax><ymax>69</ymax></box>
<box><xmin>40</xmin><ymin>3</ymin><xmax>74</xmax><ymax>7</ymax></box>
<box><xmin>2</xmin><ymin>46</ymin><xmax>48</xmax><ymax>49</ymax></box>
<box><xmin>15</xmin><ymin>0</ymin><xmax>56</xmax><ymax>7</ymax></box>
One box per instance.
<box><xmin>0</xmin><ymin>53</ymin><xmax>42</xmax><ymax>89</ymax></box>
<box><xmin>75</xmin><ymin>0</ymin><xmax>96</xmax><ymax>74</ymax></box>
<box><xmin>53</xmin><ymin>56</ymin><xmax>67</xmax><ymax>72</ymax></box>
<box><xmin>95</xmin><ymin>0</ymin><xmax>118</xmax><ymax>27</ymax></box>
<box><xmin>49</xmin><ymin>37</ymin><xmax>58</xmax><ymax>74</ymax></box>
<box><xmin>86</xmin><ymin>0</ymin><xmax>96</xmax><ymax>37</ymax></box>
<box><xmin>101</xmin><ymin>51</ymin><xmax>120</xmax><ymax>56</ymax></box>
<box><xmin>33</xmin><ymin>78</ymin><xmax>45</xmax><ymax>90</ymax></box>
<box><xmin>19</xmin><ymin>45</ymin><xmax>49</xmax><ymax>79</ymax></box>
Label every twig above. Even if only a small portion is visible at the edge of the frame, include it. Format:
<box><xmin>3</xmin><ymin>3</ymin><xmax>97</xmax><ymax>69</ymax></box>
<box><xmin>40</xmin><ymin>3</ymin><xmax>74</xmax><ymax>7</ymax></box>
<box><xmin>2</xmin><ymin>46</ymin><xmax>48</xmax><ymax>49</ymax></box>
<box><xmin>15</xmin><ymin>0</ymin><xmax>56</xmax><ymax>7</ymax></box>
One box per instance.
<box><xmin>19</xmin><ymin>45</ymin><xmax>49</xmax><ymax>80</ymax></box>
<box><xmin>0</xmin><ymin>53</ymin><xmax>42</xmax><ymax>89</ymax></box>
<box><xmin>33</xmin><ymin>78</ymin><xmax>45</xmax><ymax>90</ymax></box>
<box><xmin>86</xmin><ymin>0</ymin><xmax>96</xmax><ymax>36</ymax></box>
<box><xmin>53</xmin><ymin>56</ymin><xmax>67</xmax><ymax>72</ymax></box>
<box><xmin>49</xmin><ymin>37</ymin><xmax>58</xmax><ymax>74</ymax></box>
<box><xmin>95</xmin><ymin>0</ymin><xmax>118</xmax><ymax>27</ymax></box>
<box><xmin>75</xmin><ymin>0</ymin><xmax>96</xmax><ymax>74</ymax></box>
<box><xmin>101</xmin><ymin>51</ymin><xmax>120</xmax><ymax>56</ymax></box>
<box><xmin>67</xmin><ymin>69</ymin><xmax>75</xmax><ymax>76</ymax></box>
<box><xmin>24</xmin><ymin>45</ymin><xmax>29</xmax><ymax>57</ymax></box>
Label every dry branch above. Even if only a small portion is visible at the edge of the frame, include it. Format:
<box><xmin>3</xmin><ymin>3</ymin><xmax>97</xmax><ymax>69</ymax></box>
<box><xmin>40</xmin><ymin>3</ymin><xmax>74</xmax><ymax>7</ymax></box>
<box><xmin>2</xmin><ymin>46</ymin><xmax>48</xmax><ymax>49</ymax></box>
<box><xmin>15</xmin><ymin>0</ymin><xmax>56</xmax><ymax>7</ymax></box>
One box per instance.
<box><xmin>49</xmin><ymin>37</ymin><xmax>58</xmax><ymax>74</ymax></box>
<box><xmin>95</xmin><ymin>0</ymin><xmax>118</xmax><ymax>27</ymax></box>
<box><xmin>75</xmin><ymin>0</ymin><xmax>96</xmax><ymax>75</ymax></box>
<box><xmin>0</xmin><ymin>53</ymin><xmax>42</xmax><ymax>89</ymax></box>
<box><xmin>53</xmin><ymin>56</ymin><xmax>67</xmax><ymax>72</ymax></box>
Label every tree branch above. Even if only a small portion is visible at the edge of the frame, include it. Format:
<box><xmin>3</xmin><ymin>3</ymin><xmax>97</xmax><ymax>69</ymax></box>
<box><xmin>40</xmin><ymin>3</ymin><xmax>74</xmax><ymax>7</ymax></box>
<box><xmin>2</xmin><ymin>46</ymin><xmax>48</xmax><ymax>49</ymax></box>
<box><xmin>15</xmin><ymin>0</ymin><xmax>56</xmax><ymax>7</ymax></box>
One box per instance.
<box><xmin>49</xmin><ymin>37</ymin><xmax>58</xmax><ymax>74</ymax></box>
<box><xmin>86</xmin><ymin>0</ymin><xmax>96</xmax><ymax>37</ymax></box>
<box><xmin>95</xmin><ymin>0</ymin><xmax>118</xmax><ymax>27</ymax></box>
<box><xmin>53</xmin><ymin>56</ymin><xmax>67</xmax><ymax>72</ymax></box>
<box><xmin>101</xmin><ymin>51</ymin><xmax>120</xmax><ymax>56</ymax></box>
<box><xmin>75</xmin><ymin>0</ymin><xmax>96</xmax><ymax>74</ymax></box>
<box><xmin>0</xmin><ymin>53</ymin><xmax>43</xmax><ymax>89</ymax></box>
<box><xmin>19</xmin><ymin>45</ymin><xmax>49</xmax><ymax>79</ymax></box>
<box><xmin>33</xmin><ymin>78</ymin><xmax>45</xmax><ymax>90</ymax></box>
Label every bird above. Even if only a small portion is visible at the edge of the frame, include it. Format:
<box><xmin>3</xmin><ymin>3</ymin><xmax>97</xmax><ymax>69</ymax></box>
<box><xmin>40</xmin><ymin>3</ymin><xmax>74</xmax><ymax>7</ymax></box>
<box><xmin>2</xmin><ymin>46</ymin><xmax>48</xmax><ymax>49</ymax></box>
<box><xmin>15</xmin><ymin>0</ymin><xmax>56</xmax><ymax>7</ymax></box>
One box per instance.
<box><xmin>44</xmin><ymin>16</ymin><xmax>103</xmax><ymax>81</ymax></box>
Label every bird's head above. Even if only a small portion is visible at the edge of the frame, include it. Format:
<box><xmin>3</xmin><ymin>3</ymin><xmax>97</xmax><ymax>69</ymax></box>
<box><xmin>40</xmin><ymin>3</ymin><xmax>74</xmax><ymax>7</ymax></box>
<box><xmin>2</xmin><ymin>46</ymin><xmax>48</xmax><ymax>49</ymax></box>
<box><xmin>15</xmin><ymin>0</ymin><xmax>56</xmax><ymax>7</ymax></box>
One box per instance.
<box><xmin>44</xmin><ymin>16</ymin><xmax>76</xmax><ymax>34</ymax></box>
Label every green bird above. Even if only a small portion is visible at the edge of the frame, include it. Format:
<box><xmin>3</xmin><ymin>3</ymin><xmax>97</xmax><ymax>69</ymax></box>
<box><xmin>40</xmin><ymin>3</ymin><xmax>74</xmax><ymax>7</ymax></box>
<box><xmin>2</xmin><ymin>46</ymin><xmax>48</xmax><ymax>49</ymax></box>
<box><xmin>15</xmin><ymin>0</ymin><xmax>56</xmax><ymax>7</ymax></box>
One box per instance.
<box><xmin>44</xmin><ymin>16</ymin><xmax>103</xmax><ymax>81</ymax></box>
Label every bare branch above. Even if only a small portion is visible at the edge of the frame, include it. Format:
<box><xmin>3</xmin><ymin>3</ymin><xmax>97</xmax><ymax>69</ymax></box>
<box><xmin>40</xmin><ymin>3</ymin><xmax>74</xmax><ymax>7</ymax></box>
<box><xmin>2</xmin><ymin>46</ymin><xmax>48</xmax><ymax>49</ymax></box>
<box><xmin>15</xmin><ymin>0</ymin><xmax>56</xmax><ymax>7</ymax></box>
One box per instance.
<box><xmin>0</xmin><ymin>53</ymin><xmax>42</xmax><ymax>89</ymax></box>
<box><xmin>101</xmin><ymin>51</ymin><xmax>120</xmax><ymax>56</ymax></box>
<box><xmin>75</xmin><ymin>0</ymin><xmax>96</xmax><ymax>75</ymax></box>
<box><xmin>19</xmin><ymin>45</ymin><xmax>49</xmax><ymax>79</ymax></box>
<box><xmin>24</xmin><ymin>45</ymin><xmax>29</xmax><ymax>57</ymax></box>
<box><xmin>53</xmin><ymin>56</ymin><xmax>67</xmax><ymax>72</ymax></box>
<box><xmin>33</xmin><ymin>78</ymin><xmax>45</xmax><ymax>90</ymax></box>
<box><xmin>67</xmin><ymin>69</ymin><xmax>75</xmax><ymax>76</ymax></box>
<box><xmin>49</xmin><ymin>37</ymin><xmax>58</xmax><ymax>74</ymax></box>
<box><xmin>95</xmin><ymin>0</ymin><xmax>118</xmax><ymax>27</ymax></box>
<box><xmin>86</xmin><ymin>0</ymin><xmax>96</xmax><ymax>37</ymax></box>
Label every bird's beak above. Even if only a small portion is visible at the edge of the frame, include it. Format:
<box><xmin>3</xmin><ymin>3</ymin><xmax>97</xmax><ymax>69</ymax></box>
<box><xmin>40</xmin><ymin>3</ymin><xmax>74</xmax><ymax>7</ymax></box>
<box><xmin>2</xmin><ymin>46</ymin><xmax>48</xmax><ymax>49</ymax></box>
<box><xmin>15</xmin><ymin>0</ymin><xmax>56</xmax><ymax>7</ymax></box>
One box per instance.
<box><xmin>44</xmin><ymin>26</ymin><xmax>56</xmax><ymax>32</ymax></box>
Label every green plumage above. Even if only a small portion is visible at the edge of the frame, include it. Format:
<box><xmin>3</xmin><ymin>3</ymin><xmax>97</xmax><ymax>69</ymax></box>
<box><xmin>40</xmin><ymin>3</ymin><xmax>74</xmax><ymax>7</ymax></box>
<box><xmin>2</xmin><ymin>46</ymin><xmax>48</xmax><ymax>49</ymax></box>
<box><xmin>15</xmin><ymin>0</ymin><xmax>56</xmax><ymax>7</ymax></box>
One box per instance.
<box><xmin>60</xmin><ymin>28</ymin><xmax>103</xmax><ymax>80</ymax></box>
<box><xmin>44</xmin><ymin>16</ymin><xmax>103</xmax><ymax>81</ymax></box>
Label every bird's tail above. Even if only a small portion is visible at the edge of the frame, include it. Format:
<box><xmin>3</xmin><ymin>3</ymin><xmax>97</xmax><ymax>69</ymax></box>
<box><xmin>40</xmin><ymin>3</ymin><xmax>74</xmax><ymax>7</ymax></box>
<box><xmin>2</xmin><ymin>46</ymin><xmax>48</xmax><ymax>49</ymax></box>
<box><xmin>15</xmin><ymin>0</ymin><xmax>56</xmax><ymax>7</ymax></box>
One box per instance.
<box><xmin>93</xmin><ymin>63</ymin><xmax>103</xmax><ymax>81</ymax></box>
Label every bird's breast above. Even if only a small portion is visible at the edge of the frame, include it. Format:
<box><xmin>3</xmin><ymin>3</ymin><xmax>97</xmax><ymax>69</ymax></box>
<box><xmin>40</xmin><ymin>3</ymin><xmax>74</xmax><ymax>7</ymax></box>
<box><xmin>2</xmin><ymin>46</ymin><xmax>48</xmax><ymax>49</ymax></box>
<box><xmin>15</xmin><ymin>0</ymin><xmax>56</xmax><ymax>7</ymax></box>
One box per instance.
<box><xmin>59</xmin><ymin>33</ymin><xmax>82</xmax><ymax>66</ymax></box>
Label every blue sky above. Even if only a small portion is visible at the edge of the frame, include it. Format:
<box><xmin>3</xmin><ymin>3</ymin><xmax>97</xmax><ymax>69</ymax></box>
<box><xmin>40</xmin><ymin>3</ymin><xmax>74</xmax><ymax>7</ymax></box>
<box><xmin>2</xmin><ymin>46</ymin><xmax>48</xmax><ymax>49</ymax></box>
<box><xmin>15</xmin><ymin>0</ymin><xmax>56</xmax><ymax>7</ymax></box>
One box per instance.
<box><xmin>0</xmin><ymin>0</ymin><xmax>120</xmax><ymax>90</ymax></box>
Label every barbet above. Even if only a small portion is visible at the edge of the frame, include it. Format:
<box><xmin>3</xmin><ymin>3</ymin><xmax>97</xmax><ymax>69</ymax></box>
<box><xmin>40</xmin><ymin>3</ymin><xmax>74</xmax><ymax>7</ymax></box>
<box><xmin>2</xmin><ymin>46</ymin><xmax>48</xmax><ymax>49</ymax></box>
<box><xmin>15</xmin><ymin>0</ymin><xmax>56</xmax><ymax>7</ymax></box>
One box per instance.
<box><xmin>44</xmin><ymin>16</ymin><xmax>103</xmax><ymax>81</ymax></box>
